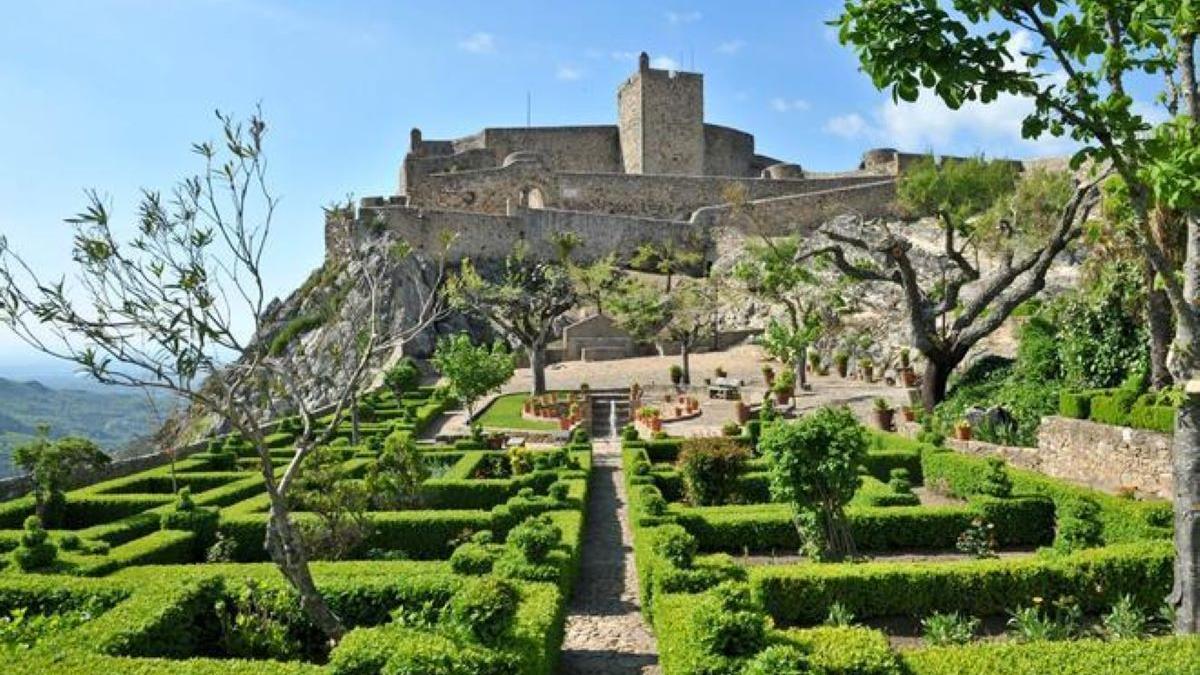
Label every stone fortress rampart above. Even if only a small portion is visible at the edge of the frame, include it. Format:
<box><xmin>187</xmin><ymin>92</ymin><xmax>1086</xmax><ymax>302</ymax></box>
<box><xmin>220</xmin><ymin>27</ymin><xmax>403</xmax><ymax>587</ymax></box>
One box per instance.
<box><xmin>325</xmin><ymin>51</ymin><xmax>1015</xmax><ymax>265</ymax></box>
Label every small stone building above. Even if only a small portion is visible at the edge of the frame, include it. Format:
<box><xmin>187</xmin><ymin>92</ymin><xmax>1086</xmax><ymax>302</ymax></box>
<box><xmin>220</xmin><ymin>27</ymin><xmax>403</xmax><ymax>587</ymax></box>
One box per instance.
<box><xmin>561</xmin><ymin>314</ymin><xmax>635</xmax><ymax>362</ymax></box>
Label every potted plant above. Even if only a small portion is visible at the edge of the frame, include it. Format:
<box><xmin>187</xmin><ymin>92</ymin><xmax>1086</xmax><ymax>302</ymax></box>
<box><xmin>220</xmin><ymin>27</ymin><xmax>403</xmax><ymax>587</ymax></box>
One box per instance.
<box><xmin>954</xmin><ymin>420</ymin><xmax>973</xmax><ymax>441</ymax></box>
<box><xmin>859</xmin><ymin>358</ymin><xmax>875</xmax><ymax>383</ymax></box>
<box><xmin>808</xmin><ymin>350</ymin><xmax>822</xmax><ymax>374</ymax></box>
<box><xmin>580</xmin><ymin>382</ymin><xmax>590</xmax><ymax>394</ymax></box>
<box><xmin>669</xmin><ymin>364</ymin><xmax>684</xmax><ymax>386</ymax></box>
<box><xmin>762</xmin><ymin>365</ymin><xmax>776</xmax><ymax>387</ymax></box>
<box><xmin>558</xmin><ymin>417</ymin><xmax>572</xmax><ymax>431</ymax></box>
<box><xmin>871</xmin><ymin>397</ymin><xmax>895</xmax><ymax>430</ymax></box>
<box><xmin>735</xmin><ymin>400</ymin><xmax>751</xmax><ymax>424</ymax></box>
<box><xmin>774</xmin><ymin>370</ymin><xmax>796</xmax><ymax>405</ymax></box>
<box><xmin>715</xmin><ymin>366</ymin><xmax>728</xmax><ymax>379</ymax></box>
<box><xmin>834</xmin><ymin>351</ymin><xmax>850</xmax><ymax>377</ymax></box>
<box><xmin>900</xmin><ymin>405</ymin><xmax>917</xmax><ymax>423</ymax></box>
<box><xmin>722</xmin><ymin>421</ymin><xmax>741</xmax><ymax>437</ymax></box>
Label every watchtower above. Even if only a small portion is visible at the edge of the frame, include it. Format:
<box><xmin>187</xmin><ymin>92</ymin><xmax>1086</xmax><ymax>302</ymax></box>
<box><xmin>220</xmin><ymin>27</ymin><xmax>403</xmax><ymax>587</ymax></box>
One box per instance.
<box><xmin>617</xmin><ymin>52</ymin><xmax>704</xmax><ymax>175</ymax></box>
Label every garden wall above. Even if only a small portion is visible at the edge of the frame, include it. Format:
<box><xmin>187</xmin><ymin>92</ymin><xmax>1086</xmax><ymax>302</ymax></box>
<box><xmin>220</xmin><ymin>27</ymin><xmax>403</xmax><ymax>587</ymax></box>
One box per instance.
<box><xmin>904</xmin><ymin>416</ymin><xmax>1172</xmax><ymax>499</ymax></box>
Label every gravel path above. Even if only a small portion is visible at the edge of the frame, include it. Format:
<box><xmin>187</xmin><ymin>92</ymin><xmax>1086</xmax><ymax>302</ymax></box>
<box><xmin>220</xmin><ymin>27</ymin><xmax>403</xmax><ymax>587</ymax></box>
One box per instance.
<box><xmin>559</xmin><ymin>440</ymin><xmax>661</xmax><ymax>675</ymax></box>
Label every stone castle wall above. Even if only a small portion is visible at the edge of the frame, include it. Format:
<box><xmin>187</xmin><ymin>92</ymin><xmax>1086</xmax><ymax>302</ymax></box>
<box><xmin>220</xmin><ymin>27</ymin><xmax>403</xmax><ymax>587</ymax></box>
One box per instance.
<box><xmin>355</xmin><ymin>203</ymin><xmax>709</xmax><ymax>266</ymax></box>
<box><xmin>405</xmin><ymin>163</ymin><xmax>889</xmax><ymax>221</ymax></box>
<box><xmin>691</xmin><ymin>179</ymin><xmax>900</xmax><ymax>234</ymax></box>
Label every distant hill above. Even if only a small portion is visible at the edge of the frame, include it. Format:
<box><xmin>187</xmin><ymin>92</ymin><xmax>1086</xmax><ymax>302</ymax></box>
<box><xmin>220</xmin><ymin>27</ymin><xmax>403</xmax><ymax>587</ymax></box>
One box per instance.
<box><xmin>0</xmin><ymin>377</ymin><xmax>177</xmax><ymax>479</ymax></box>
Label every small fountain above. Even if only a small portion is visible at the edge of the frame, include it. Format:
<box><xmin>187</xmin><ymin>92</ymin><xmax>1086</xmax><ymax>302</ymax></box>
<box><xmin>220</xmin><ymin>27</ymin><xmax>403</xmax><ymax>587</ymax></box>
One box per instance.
<box><xmin>609</xmin><ymin>400</ymin><xmax>617</xmax><ymax>440</ymax></box>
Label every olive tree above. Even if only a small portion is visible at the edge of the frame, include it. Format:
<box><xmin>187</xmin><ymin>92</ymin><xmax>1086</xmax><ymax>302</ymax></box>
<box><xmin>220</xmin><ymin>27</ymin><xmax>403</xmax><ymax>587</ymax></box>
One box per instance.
<box><xmin>836</xmin><ymin>0</ymin><xmax>1200</xmax><ymax>631</ymax></box>
<box><xmin>611</xmin><ymin>275</ymin><xmax>715</xmax><ymax>385</ymax></box>
<box><xmin>758</xmin><ymin>406</ymin><xmax>867</xmax><ymax>561</ymax></box>
<box><xmin>0</xmin><ymin>111</ymin><xmax>446</xmax><ymax>642</ymax></box>
<box><xmin>799</xmin><ymin>158</ymin><xmax>1091</xmax><ymax>409</ymax></box>
<box><xmin>448</xmin><ymin>248</ymin><xmax>576</xmax><ymax>395</ymax></box>
<box><xmin>13</xmin><ymin>427</ymin><xmax>109</xmax><ymax>525</ymax></box>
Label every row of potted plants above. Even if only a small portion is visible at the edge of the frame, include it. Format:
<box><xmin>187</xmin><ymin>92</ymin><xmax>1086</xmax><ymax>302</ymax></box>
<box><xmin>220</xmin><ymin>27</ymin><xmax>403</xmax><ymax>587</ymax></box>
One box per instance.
<box><xmin>522</xmin><ymin>390</ymin><xmax>590</xmax><ymax>430</ymax></box>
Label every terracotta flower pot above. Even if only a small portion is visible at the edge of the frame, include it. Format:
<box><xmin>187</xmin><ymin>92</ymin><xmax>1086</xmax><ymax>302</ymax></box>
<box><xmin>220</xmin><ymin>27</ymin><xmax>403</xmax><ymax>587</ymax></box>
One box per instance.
<box><xmin>650</xmin><ymin>418</ymin><xmax>663</xmax><ymax>432</ymax></box>
<box><xmin>955</xmin><ymin>425</ymin><xmax>972</xmax><ymax>441</ymax></box>
<box><xmin>901</xmin><ymin>368</ymin><xmax>918</xmax><ymax>388</ymax></box>
<box><xmin>901</xmin><ymin>407</ymin><xmax>916</xmax><ymax>423</ymax></box>
<box><xmin>775</xmin><ymin>390</ymin><xmax>792</xmax><ymax>405</ymax></box>
<box><xmin>559</xmin><ymin>417</ymin><xmax>571</xmax><ymax>431</ymax></box>
<box><xmin>872</xmin><ymin>408</ymin><xmax>895</xmax><ymax>431</ymax></box>
<box><xmin>735</xmin><ymin>402</ymin><xmax>750</xmax><ymax>424</ymax></box>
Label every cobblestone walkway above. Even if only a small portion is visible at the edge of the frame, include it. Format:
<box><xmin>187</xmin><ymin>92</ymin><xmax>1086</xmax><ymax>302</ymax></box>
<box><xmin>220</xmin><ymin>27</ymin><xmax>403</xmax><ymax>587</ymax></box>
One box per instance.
<box><xmin>559</xmin><ymin>440</ymin><xmax>661</xmax><ymax>674</ymax></box>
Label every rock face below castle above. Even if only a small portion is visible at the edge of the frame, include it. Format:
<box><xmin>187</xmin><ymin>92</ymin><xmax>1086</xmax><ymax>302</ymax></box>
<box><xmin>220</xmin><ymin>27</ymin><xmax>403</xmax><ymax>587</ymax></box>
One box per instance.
<box><xmin>326</xmin><ymin>52</ymin><xmax>916</xmax><ymax>267</ymax></box>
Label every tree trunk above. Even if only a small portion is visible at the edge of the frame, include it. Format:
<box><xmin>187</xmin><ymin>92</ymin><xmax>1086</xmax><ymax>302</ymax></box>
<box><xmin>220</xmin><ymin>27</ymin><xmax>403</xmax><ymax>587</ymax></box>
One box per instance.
<box><xmin>1148</xmin><ymin>286</ymin><xmax>1174</xmax><ymax>389</ymax></box>
<box><xmin>350</xmin><ymin>399</ymin><xmax>360</xmax><ymax>446</ymax></box>
<box><xmin>529</xmin><ymin>345</ymin><xmax>547</xmax><ymax>395</ymax></box>
<box><xmin>264</xmin><ymin>491</ymin><xmax>346</xmax><ymax>642</ymax></box>
<box><xmin>1172</xmin><ymin>397</ymin><xmax>1200</xmax><ymax>633</ymax></box>
<box><xmin>680</xmin><ymin>342</ymin><xmax>691</xmax><ymax>386</ymax></box>
<box><xmin>796</xmin><ymin>345</ymin><xmax>808</xmax><ymax>390</ymax></box>
<box><xmin>920</xmin><ymin>356</ymin><xmax>954</xmax><ymax>412</ymax></box>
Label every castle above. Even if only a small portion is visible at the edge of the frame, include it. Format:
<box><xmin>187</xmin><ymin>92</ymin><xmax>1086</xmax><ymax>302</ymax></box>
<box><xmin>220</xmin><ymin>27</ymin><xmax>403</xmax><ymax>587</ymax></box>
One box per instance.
<box><xmin>325</xmin><ymin>53</ymin><xmax>920</xmax><ymax>264</ymax></box>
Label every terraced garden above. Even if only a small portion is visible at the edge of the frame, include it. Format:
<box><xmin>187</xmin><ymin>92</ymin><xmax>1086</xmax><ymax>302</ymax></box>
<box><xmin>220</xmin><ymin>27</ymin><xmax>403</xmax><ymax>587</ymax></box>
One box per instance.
<box><xmin>622</xmin><ymin>418</ymin><xmax>1200</xmax><ymax>674</ymax></box>
<box><xmin>0</xmin><ymin>386</ymin><xmax>592</xmax><ymax>674</ymax></box>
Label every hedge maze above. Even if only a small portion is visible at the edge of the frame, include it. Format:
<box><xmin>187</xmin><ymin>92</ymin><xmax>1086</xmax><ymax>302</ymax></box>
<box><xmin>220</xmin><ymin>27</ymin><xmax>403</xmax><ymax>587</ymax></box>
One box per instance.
<box><xmin>622</xmin><ymin>426</ymin><xmax>1200</xmax><ymax>674</ymax></box>
<box><xmin>0</xmin><ymin>386</ymin><xmax>591</xmax><ymax>674</ymax></box>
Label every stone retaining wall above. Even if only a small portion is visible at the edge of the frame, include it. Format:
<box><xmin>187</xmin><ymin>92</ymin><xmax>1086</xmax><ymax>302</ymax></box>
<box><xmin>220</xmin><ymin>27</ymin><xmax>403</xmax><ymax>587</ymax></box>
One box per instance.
<box><xmin>899</xmin><ymin>416</ymin><xmax>1172</xmax><ymax>499</ymax></box>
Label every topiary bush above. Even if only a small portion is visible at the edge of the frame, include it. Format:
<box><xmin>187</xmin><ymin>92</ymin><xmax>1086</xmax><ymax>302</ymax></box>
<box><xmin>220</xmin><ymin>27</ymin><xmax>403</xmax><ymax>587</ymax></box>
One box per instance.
<box><xmin>978</xmin><ymin>458</ymin><xmax>1013</xmax><ymax>498</ymax></box>
<box><xmin>677</xmin><ymin>437</ymin><xmax>750</xmax><ymax>506</ymax></box>
<box><xmin>443</xmin><ymin>577</ymin><xmax>519</xmax><ymax>645</ymax></box>
<box><xmin>692</xmin><ymin>597</ymin><xmax>768</xmax><ymax>658</ymax></box>
<box><xmin>653</xmin><ymin>524</ymin><xmax>698</xmax><ymax>569</ymax></box>
<box><xmin>160</xmin><ymin>487</ymin><xmax>220</xmax><ymax>558</ymax></box>
<box><xmin>639</xmin><ymin>485</ymin><xmax>668</xmax><ymax>517</ymax></box>
<box><xmin>505</xmin><ymin>515</ymin><xmax>561</xmax><ymax>563</ymax></box>
<box><xmin>11</xmin><ymin>515</ymin><xmax>57</xmax><ymax>572</ymax></box>
<box><xmin>449</xmin><ymin>542</ymin><xmax>497</xmax><ymax>575</ymax></box>
<box><xmin>1055</xmin><ymin>495</ymin><xmax>1104</xmax><ymax>553</ymax></box>
<box><xmin>743</xmin><ymin>645</ymin><xmax>811</xmax><ymax>675</ymax></box>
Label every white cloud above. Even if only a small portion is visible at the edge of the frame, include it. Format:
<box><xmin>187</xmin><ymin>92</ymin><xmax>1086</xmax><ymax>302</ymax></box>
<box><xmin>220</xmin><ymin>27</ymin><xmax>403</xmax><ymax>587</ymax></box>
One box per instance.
<box><xmin>770</xmin><ymin>97</ymin><xmax>811</xmax><ymax>113</ymax></box>
<box><xmin>824</xmin><ymin>113</ymin><xmax>870</xmax><ymax>139</ymax></box>
<box><xmin>716</xmin><ymin>39</ymin><xmax>745</xmax><ymax>55</ymax></box>
<box><xmin>650</xmin><ymin>56</ymin><xmax>681</xmax><ymax>70</ymax></box>
<box><xmin>556</xmin><ymin>65</ymin><xmax>583</xmax><ymax>81</ymax></box>
<box><xmin>666</xmin><ymin>10</ymin><xmax>702</xmax><ymax>24</ymax></box>
<box><xmin>458</xmin><ymin>32</ymin><xmax>495</xmax><ymax>54</ymax></box>
<box><xmin>610</xmin><ymin>50</ymin><xmax>639</xmax><ymax>62</ymax></box>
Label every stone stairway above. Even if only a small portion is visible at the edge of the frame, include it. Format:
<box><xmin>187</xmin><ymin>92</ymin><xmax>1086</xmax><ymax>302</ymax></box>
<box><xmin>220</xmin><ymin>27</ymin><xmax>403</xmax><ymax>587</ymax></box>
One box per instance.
<box><xmin>588</xmin><ymin>390</ymin><xmax>630</xmax><ymax>440</ymax></box>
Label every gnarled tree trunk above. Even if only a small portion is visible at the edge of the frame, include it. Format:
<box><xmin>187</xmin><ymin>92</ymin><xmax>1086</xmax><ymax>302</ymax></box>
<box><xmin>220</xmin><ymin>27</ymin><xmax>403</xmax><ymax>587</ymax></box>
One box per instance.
<box><xmin>529</xmin><ymin>344</ymin><xmax>547</xmax><ymax>395</ymax></box>
<box><xmin>264</xmin><ymin>489</ymin><xmax>345</xmax><ymax>642</ymax></box>
<box><xmin>1173</xmin><ymin>398</ymin><xmax>1200</xmax><ymax>632</ymax></box>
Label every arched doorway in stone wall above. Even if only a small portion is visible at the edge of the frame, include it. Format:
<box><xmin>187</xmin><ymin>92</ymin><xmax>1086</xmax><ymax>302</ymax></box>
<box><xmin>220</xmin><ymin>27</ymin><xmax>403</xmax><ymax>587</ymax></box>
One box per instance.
<box><xmin>520</xmin><ymin>185</ymin><xmax>547</xmax><ymax>209</ymax></box>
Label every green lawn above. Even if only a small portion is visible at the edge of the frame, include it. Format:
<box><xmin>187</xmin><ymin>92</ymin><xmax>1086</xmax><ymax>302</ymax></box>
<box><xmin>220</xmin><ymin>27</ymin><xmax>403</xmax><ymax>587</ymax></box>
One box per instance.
<box><xmin>476</xmin><ymin>392</ymin><xmax>560</xmax><ymax>431</ymax></box>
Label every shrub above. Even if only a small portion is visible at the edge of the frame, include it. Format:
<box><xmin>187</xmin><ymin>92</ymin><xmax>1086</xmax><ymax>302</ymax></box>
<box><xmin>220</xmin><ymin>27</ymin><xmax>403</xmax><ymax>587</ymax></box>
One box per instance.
<box><xmin>692</xmin><ymin>598</ymin><xmax>768</xmax><ymax>657</ymax></box>
<box><xmin>721</xmin><ymin>421</ymin><xmax>741</xmax><ymax>437</ymax></box>
<box><xmin>670</xmin><ymin>364</ymin><xmax>684</xmax><ymax>385</ymax></box>
<box><xmin>887</xmin><ymin>468</ymin><xmax>912</xmax><ymax>494</ymax></box>
<box><xmin>1058</xmin><ymin>391</ymin><xmax>1095</xmax><ymax>419</ymax></box>
<box><xmin>743</xmin><ymin>645</ymin><xmax>810</xmax><ymax>675</ymax></box>
<box><xmin>449</xmin><ymin>542</ymin><xmax>497</xmax><ymax>575</ymax></box>
<box><xmin>678</xmin><ymin>437</ymin><xmax>750</xmax><ymax>506</ymax></box>
<box><xmin>621</xmin><ymin>424</ymin><xmax>639</xmax><ymax>442</ymax></box>
<box><xmin>506</xmin><ymin>515</ymin><xmax>561</xmax><ymax>563</ymax></box>
<box><xmin>921</xmin><ymin>611</ymin><xmax>979</xmax><ymax>646</ymax></box>
<box><xmin>955</xmin><ymin>518</ymin><xmax>997</xmax><ymax>559</ymax></box>
<box><xmin>1054</xmin><ymin>496</ymin><xmax>1103</xmax><ymax>553</ymax></box>
<box><xmin>1101</xmin><ymin>594</ymin><xmax>1149</xmax><ymax>640</ymax></box>
<box><xmin>654</xmin><ymin>524</ymin><xmax>698</xmax><ymax>569</ymax></box>
<box><xmin>758</xmin><ymin>407</ymin><xmax>867</xmax><ymax>561</ymax></box>
<box><xmin>1129</xmin><ymin>398</ymin><xmax>1176</xmax><ymax>433</ymax></box>
<box><xmin>383</xmin><ymin>357</ymin><xmax>421</xmax><ymax>396</ymax></box>
<box><xmin>548</xmin><ymin>481</ymin><xmax>570</xmax><ymax>502</ymax></box>
<box><xmin>639</xmin><ymin>486</ymin><xmax>668</xmax><ymax>517</ymax></box>
<box><xmin>978</xmin><ymin>458</ymin><xmax>1012</xmax><ymax>498</ymax></box>
<box><xmin>367</xmin><ymin>430</ymin><xmax>429</xmax><ymax>509</ymax></box>
<box><xmin>159</xmin><ymin>487</ymin><xmax>219</xmax><ymax>557</ymax></box>
<box><xmin>11</xmin><ymin>516</ymin><xmax>57</xmax><ymax>572</ymax></box>
<box><xmin>443</xmin><ymin>577</ymin><xmax>519</xmax><ymax>645</ymax></box>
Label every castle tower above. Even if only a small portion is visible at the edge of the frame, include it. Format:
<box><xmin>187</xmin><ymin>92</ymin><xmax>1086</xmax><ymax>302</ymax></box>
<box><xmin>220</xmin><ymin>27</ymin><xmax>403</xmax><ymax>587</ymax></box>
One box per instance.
<box><xmin>617</xmin><ymin>52</ymin><xmax>704</xmax><ymax>175</ymax></box>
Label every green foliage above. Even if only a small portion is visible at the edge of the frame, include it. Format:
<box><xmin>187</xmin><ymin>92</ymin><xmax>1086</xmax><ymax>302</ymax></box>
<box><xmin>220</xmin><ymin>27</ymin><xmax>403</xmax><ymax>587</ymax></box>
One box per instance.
<box><xmin>290</xmin><ymin>445</ymin><xmax>372</xmax><ymax>560</ymax></box>
<box><xmin>1007</xmin><ymin>598</ymin><xmax>1082</xmax><ymax>643</ymax></box>
<box><xmin>653</xmin><ymin>524</ymin><xmax>698</xmax><ymax>569</ymax></box>
<box><xmin>160</xmin><ymin>487</ymin><xmax>219</xmax><ymax>557</ymax></box>
<box><xmin>11</xmin><ymin>515</ymin><xmax>57</xmax><ymax>571</ymax></box>
<box><xmin>921</xmin><ymin>611</ymin><xmax>979</xmax><ymax>646</ymax></box>
<box><xmin>449</xmin><ymin>542</ymin><xmax>497</xmax><ymax>575</ymax></box>
<box><xmin>431</xmin><ymin>335</ymin><xmax>514</xmax><ymax>416</ymax></box>
<box><xmin>214</xmin><ymin>578</ymin><xmax>303</xmax><ymax>660</ymax></box>
<box><xmin>366</xmin><ymin>431</ymin><xmax>429</xmax><ymax>509</ymax></box>
<box><xmin>1101</xmin><ymin>594</ymin><xmax>1149</xmax><ymax>640</ymax></box>
<box><xmin>505</xmin><ymin>514</ymin><xmax>561</xmax><ymax>563</ymax></box>
<box><xmin>691</xmin><ymin>597</ymin><xmax>768</xmax><ymax>658</ymax></box>
<box><xmin>897</xmin><ymin>156</ymin><xmax>1019</xmax><ymax>236</ymax></box>
<box><xmin>383</xmin><ymin>358</ymin><xmax>421</xmax><ymax>397</ymax></box>
<box><xmin>954</xmin><ymin>518</ymin><xmax>997</xmax><ymax>559</ymax></box>
<box><xmin>14</xmin><ymin>429</ymin><xmax>110</xmax><ymax>525</ymax></box>
<box><xmin>677</xmin><ymin>437</ymin><xmax>749</xmax><ymax>506</ymax></box>
<box><xmin>758</xmin><ymin>407</ymin><xmax>866</xmax><ymax>560</ymax></box>
<box><xmin>978</xmin><ymin>458</ymin><xmax>1012</xmax><ymax>498</ymax></box>
<box><xmin>1050</xmin><ymin>262</ymin><xmax>1149</xmax><ymax>390</ymax></box>
<box><xmin>1054</xmin><ymin>496</ymin><xmax>1104</xmax><ymax>553</ymax></box>
<box><xmin>742</xmin><ymin>645</ymin><xmax>810</xmax><ymax>675</ymax></box>
<box><xmin>443</xmin><ymin>577</ymin><xmax>519</xmax><ymax>646</ymax></box>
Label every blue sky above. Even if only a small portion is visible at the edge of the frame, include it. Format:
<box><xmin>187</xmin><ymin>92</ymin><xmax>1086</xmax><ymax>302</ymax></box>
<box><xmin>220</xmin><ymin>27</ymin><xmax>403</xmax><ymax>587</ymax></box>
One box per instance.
<box><xmin>0</xmin><ymin>1</ymin><xmax>1158</xmax><ymax>375</ymax></box>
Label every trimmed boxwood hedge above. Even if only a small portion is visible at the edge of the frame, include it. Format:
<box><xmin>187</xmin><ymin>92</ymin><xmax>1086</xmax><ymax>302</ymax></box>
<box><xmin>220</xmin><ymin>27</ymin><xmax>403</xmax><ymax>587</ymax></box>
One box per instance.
<box><xmin>903</xmin><ymin>635</ymin><xmax>1200</xmax><ymax>674</ymax></box>
<box><xmin>749</xmin><ymin>541</ymin><xmax>1172</xmax><ymax>625</ymax></box>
